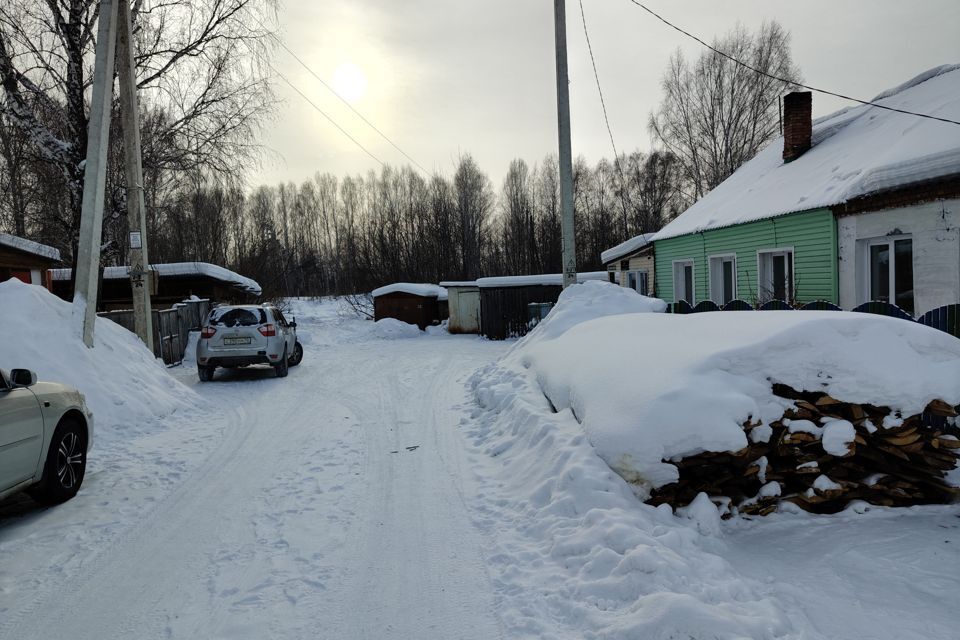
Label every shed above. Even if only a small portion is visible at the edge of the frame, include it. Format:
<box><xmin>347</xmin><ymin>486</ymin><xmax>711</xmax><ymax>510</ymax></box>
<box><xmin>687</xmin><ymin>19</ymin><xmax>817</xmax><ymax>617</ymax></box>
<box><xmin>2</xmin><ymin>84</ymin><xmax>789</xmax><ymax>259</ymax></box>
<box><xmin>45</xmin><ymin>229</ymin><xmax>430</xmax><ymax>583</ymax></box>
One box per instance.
<box><xmin>440</xmin><ymin>281</ymin><xmax>480</xmax><ymax>334</ymax></box>
<box><xmin>372</xmin><ymin>283</ymin><xmax>448</xmax><ymax>329</ymax></box>
<box><xmin>0</xmin><ymin>233</ymin><xmax>61</xmax><ymax>288</ymax></box>
<box><xmin>50</xmin><ymin>261</ymin><xmax>261</xmax><ymax>310</ymax></box>
<box><xmin>601</xmin><ymin>233</ymin><xmax>656</xmax><ymax>296</ymax></box>
<box><xmin>477</xmin><ymin>272</ymin><xmax>608</xmax><ymax>340</ymax></box>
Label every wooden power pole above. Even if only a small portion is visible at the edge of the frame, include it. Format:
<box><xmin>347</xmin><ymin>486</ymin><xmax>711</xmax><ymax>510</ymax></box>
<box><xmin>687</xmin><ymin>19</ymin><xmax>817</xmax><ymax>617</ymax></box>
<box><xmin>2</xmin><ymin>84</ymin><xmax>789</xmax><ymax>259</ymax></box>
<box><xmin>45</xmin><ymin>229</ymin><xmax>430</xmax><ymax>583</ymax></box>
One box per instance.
<box><xmin>74</xmin><ymin>0</ymin><xmax>153</xmax><ymax>349</ymax></box>
<box><xmin>553</xmin><ymin>0</ymin><xmax>578</xmax><ymax>289</ymax></box>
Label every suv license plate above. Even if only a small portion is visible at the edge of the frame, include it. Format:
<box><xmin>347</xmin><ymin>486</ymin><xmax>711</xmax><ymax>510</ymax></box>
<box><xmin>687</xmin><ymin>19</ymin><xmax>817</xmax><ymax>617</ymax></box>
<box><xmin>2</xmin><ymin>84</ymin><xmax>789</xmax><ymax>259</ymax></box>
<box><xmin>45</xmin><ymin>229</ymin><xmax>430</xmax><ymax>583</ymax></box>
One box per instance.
<box><xmin>223</xmin><ymin>337</ymin><xmax>251</xmax><ymax>345</ymax></box>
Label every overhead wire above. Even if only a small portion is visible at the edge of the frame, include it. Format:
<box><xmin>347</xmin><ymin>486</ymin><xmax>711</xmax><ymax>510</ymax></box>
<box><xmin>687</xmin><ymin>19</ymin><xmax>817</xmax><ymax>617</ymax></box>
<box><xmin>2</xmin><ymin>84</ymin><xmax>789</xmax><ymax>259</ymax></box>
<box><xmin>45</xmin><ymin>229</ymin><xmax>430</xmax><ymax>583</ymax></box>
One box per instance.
<box><xmin>625</xmin><ymin>0</ymin><xmax>960</xmax><ymax>127</ymax></box>
<box><xmin>240</xmin><ymin>6</ymin><xmax>430</xmax><ymax>173</ymax></box>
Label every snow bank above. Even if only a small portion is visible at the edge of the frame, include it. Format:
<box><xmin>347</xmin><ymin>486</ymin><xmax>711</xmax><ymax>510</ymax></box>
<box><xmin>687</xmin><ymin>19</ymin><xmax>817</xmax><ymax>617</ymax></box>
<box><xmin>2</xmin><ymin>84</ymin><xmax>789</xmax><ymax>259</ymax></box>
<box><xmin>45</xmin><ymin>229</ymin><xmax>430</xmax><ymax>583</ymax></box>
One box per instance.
<box><xmin>513</xmin><ymin>301</ymin><xmax>960</xmax><ymax>491</ymax></box>
<box><xmin>370</xmin><ymin>282</ymin><xmax>447</xmax><ymax>299</ymax></box>
<box><xmin>0</xmin><ymin>279</ymin><xmax>193</xmax><ymax>435</ymax></box>
<box><xmin>372</xmin><ymin>318</ymin><xmax>422</xmax><ymax>339</ymax></box>
<box><xmin>465</xmin><ymin>281</ymin><xmax>959</xmax><ymax>638</ymax></box>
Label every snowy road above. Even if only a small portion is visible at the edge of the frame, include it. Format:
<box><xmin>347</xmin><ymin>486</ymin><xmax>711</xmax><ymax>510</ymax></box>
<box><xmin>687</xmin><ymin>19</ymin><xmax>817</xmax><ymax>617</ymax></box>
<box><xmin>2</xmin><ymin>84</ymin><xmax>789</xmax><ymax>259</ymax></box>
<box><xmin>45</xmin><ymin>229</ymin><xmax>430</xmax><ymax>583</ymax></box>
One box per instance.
<box><xmin>0</xmin><ymin>307</ymin><xmax>508</xmax><ymax>639</ymax></box>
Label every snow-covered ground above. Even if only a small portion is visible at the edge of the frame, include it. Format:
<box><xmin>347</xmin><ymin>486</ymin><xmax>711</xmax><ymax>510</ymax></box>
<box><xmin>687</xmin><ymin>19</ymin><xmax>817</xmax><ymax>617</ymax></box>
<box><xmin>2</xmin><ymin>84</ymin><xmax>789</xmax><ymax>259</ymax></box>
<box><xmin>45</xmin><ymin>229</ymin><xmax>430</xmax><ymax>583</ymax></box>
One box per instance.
<box><xmin>1</xmin><ymin>284</ymin><xmax>958</xmax><ymax>639</ymax></box>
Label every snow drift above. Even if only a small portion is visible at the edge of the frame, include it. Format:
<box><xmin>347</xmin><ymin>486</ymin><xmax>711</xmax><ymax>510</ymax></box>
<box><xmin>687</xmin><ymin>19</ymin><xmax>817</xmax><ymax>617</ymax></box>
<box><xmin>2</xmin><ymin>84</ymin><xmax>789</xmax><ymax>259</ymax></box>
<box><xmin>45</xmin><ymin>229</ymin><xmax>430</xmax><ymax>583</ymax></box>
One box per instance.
<box><xmin>0</xmin><ymin>279</ymin><xmax>193</xmax><ymax>433</ymax></box>
<box><xmin>466</xmin><ymin>280</ymin><xmax>960</xmax><ymax>638</ymax></box>
<box><xmin>511</xmin><ymin>287</ymin><xmax>960</xmax><ymax>491</ymax></box>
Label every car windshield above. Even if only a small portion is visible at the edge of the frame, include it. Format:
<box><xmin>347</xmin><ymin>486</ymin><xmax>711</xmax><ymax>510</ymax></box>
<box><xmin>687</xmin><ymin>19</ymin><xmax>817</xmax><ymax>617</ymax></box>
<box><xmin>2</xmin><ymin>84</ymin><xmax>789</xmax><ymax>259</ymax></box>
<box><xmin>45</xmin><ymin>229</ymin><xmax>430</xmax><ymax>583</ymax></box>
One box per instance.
<box><xmin>209</xmin><ymin>308</ymin><xmax>265</xmax><ymax>327</ymax></box>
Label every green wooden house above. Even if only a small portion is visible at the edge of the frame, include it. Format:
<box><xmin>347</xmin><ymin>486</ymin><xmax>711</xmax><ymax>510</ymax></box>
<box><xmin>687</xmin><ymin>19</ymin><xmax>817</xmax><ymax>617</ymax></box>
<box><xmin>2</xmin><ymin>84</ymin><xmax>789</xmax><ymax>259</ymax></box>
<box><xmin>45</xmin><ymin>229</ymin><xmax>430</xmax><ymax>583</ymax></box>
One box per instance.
<box><xmin>652</xmin><ymin>66</ymin><xmax>960</xmax><ymax>314</ymax></box>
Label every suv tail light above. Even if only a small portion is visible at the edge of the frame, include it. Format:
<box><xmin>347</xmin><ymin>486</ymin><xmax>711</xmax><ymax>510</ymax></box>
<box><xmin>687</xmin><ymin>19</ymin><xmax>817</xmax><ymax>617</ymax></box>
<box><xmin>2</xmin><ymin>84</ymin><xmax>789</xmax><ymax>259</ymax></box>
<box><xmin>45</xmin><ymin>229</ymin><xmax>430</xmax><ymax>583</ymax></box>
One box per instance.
<box><xmin>201</xmin><ymin>326</ymin><xmax>217</xmax><ymax>339</ymax></box>
<box><xmin>258</xmin><ymin>324</ymin><xmax>276</xmax><ymax>337</ymax></box>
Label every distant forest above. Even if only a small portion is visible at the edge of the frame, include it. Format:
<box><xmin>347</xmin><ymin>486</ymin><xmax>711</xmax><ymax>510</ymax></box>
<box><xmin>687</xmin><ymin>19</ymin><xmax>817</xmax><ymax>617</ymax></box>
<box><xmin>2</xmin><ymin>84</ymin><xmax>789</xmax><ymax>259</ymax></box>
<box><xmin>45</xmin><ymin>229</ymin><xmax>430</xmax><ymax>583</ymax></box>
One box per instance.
<box><xmin>0</xmin><ymin>1</ymin><xmax>799</xmax><ymax>298</ymax></box>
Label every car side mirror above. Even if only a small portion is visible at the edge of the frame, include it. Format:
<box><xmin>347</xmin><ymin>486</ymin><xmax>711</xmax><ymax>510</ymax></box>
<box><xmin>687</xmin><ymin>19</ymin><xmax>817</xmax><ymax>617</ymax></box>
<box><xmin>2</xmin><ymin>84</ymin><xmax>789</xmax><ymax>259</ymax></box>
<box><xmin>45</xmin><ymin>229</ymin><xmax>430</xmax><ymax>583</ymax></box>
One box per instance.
<box><xmin>290</xmin><ymin>321</ymin><xmax>297</xmax><ymax>329</ymax></box>
<box><xmin>10</xmin><ymin>368</ymin><xmax>37</xmax><ymax>387</ymax></box>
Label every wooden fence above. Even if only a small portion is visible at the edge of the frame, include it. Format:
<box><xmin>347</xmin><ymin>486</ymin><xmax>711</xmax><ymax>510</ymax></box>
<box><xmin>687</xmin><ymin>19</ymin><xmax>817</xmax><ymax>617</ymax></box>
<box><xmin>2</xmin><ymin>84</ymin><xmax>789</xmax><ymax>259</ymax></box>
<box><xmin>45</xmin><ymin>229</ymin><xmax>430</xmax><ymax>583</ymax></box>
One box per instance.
<box><xmin>666</xmin><ymin>298</ymin><xmax>960</xmax><ymax>340</ymax></box>
<box><xmin>99</xmin><ymin>299</ymin><xmax>211</xmax><ymax>366</ymax></box>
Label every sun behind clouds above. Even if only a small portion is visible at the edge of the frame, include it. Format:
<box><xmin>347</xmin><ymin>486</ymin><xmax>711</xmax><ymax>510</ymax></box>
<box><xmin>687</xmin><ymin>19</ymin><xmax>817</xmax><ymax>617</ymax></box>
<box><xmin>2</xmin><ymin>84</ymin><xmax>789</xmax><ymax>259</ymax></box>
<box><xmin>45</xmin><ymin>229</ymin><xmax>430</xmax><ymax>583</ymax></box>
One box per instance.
<box><xmin>331</xmin><ymin>62</ymin><xmax>368</xmax><ymax>103</ymax></box>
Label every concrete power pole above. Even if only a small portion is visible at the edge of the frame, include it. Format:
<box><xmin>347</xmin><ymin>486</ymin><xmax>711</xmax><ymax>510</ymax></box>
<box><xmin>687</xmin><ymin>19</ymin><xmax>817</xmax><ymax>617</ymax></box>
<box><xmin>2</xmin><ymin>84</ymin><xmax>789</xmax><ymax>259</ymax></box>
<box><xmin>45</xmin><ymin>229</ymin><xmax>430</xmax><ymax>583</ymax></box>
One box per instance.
<box><xmin>73</xmin><ymin>0</ymin><xmax>119</xmax><ymax>347</ymax></box>
<box><xmin>117</xmin><ymin>0</ymin><xmax>154</xmax><ymax>350</ymax></box>
<box><xmin>74</xmin><ymin>0</ymin><xmax>153</xmax><ymax>349</ymax></box>
<box><xmin>553</xmin><ymin>0</ymin><xmax>577</xmax><ymax>289</ymax></box>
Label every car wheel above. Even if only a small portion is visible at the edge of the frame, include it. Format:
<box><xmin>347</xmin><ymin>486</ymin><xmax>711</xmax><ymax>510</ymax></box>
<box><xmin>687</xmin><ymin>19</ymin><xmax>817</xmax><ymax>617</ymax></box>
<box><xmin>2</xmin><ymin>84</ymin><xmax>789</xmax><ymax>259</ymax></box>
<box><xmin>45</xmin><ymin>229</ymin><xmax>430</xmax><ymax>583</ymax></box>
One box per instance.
<box><xmin>288</xmin><ymin>341</ymin><xmax>304</xmax><ymax>367</ymax></box>
<box><xmin>198</xmin><ymin>365</ymin><xmax>215</xmax><ymax>382</ymax></box>
<box><xmin>29</xmin><ymin>417</ymin><xmax>87</xmax><ymax>505</ymax></box>
<box><xmin>275</xmin><ymin>347</ymin><xmax>289</xmax><ymax>378</ymax></box>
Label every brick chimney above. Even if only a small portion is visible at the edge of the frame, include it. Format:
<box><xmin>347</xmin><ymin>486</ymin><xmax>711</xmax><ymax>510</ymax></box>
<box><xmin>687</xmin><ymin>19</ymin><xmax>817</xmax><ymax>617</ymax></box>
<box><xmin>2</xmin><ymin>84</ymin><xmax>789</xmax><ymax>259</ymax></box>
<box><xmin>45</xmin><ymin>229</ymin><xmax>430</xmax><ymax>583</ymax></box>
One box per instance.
<box><xmin>782</xmin><ymin>91</ymin><xmax>812</xmax><ymax>163</ymax></box>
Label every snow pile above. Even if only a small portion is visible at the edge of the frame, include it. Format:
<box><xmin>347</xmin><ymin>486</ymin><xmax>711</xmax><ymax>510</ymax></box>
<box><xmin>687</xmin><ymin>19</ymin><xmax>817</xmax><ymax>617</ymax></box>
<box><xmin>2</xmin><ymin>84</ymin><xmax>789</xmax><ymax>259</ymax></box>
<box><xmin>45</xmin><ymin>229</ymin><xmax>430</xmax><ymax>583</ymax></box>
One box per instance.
<box><xmin>372</xmin><ymin>317</ymin><xmax>422</xmax><ymax>339</ymax></box>
<box><xmin>370</xmin><ymin>282</ymin><xmax>447</xmax><ymax>299</ymax></box>
<box><xmin>509</xmin><ymin>289</ymin><xmax>960</xmax><ymax>491</ymax></box>
<box><xmin>514</xmin><ymin>280</ymin><xmax>666</xmax><ymax>351</ymax></box>
<box><xmin>654</xmin><ymin>65</ymin><xmax>960</xmax><ymax>240</ymax></box>
<box><xmin>465</xmin><ymin>281</ymin><xmax>960</xmax><ymax>637</ymax></box>
<box><xmin>466</xmin><ymin>356</ymin><xmax>799</xmax><ymax>639</ymax></box>
<box><xmin>0</xmin><ymin>279</ymin><xmax>194</xmax><ymax>433</ymax></box>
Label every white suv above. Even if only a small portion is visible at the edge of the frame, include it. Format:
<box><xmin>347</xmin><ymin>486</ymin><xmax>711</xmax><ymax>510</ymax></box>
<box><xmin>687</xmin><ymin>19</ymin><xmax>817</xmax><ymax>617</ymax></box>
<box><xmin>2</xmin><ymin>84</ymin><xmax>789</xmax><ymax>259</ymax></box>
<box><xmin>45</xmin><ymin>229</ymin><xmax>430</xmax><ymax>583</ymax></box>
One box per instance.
<box><xmin>196</xmin><ymin>305</ymin><xmax>303</xmax><ymax>381</ymax></box>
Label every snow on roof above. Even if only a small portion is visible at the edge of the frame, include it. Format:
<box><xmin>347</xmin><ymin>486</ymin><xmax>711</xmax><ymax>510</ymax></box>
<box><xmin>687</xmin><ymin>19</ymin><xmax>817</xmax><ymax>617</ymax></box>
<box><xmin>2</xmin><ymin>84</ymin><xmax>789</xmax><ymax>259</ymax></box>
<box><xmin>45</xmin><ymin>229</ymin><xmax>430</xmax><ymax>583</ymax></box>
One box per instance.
<box><xmin>50</xmin><ymin>262</ymin><xmax>262</xmax><ymax>295</ymax></box>
<box><xmin>371</xmin><ymin>283</ymin><xmax>448</xmax><ymax>300</ymax></box>
<box><xmin>654</xmin><ymin>65</ymin><xmax>960</xmax><ymax>241</ymax></box>
<box><xmin>0</xmin><ymin>233</ymin><xmax>61</xmax><ymax>262</ymax></box>
<box><xmin>438</xmin><ymin>280</ymin><xmax>478</xmax><ymax>288</ymax></box>
<box><xmin>476</xmin><ymin>271</ymin><xmax>608</xmax><ymax>288</ymax></box>
<box><xmin>600</xmin><ymin>233</ymin><xmax>655</xmax><ymax>265</ymax></box>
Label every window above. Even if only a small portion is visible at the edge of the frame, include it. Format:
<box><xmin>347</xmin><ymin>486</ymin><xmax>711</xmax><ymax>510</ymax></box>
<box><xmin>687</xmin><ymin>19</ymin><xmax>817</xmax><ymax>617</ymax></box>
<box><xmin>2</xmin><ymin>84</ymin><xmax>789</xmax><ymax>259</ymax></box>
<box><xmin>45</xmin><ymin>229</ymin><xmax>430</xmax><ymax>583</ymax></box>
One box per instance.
<box><xmin>865</xmin><ymin>236</ymin><xmax>913</xmax><ymax>314</ymax></box>
<box><xmin>627</xmin><ymin>271</ymin><xmax>637</xmax><ymax>291</ymax></box>
<box><xmin>638</xmin><ymin>271</ymin><xmax>650</xmax><ymax>296</ymax></box>
<box><xmin>608</xmin><ymin>271</ymin><xmax>616</xmax><ymax>284</ymax></box>
<box><xmin>709</xmin><ymin>255</ymin><xmax>737</xmax><ymax>305</ymax></box>
<box><xmin>673</xmin><ymin>260</ymin><xmax>695</xmax><ymax>303</ymax></box>
<box><xmin>624</xmin><ymin>270</ymin><xmax>649</xmax><ymax>295</ymax></box>
<box><xmin>758</xmin><ymin>249</ymin><xmax>794</xmax><ymax>302</ymax></box>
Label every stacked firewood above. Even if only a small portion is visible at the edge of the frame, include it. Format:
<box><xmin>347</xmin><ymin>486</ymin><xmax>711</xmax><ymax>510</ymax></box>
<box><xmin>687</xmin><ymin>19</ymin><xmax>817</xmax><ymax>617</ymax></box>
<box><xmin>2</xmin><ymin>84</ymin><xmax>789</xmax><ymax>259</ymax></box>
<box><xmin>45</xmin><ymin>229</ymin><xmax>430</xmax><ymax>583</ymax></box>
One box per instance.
<box><xmin>648</xmin><ymin>385</ymin><xmax>960</xmax><ymax>516</ymax></box>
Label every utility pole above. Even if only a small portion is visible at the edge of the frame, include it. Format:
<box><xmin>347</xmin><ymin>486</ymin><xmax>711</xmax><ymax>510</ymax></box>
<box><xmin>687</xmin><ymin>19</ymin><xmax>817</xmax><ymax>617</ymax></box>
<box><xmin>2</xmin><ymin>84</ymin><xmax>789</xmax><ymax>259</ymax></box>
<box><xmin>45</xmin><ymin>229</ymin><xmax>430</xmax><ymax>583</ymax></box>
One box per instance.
<box><xmin>73</xmin><ymin>0</ymin><xmax>153</xmax><ymax>349</ymax></box>
<box><xmin>553</xmin><ymin>0</ymin><xmax>577</xmax><ymax>289</ymax></box>
<box><xmin>117</xmin><ymin>0</ymin><xmax>154</xmax><ymax>350</ymax></box>
<box><xmin>73</xmin><ymin>0</ymin><xmax>118</xmax><ymax>347</ymax></box>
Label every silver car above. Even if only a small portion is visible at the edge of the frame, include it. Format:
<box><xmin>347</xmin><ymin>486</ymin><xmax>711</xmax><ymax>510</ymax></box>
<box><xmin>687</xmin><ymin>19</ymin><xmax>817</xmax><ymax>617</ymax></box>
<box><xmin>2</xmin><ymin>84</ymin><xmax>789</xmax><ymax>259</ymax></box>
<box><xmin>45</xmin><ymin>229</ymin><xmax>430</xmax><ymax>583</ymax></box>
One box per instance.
<box><xmin>0</xmin><ymin>368</ymin><xmax>94</xmax><ymax>504</ymax></box>
<box><xmin>196</xmin><ymin>304</ymin><xmax>303</xmax><ymax>381</ymax></box>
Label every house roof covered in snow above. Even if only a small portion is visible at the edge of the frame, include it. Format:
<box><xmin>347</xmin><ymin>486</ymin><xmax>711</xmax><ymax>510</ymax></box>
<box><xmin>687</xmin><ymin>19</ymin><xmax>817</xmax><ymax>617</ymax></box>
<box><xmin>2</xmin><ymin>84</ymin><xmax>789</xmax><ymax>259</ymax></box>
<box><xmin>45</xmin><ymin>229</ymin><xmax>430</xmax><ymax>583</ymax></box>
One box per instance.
<box><xmin>371</xmin><ymin>283</ymin><xmax>448</xmax><ymax>300</ymax></box>
<box><xmin>600</xmin><ymin>233</ymin><xmax>656</xmax><ymax>265</ymax></box>
<box><xmin>0</xmin><ymin>233</ymin><xmax>61</xmax><ymax>262</ymax></box>
<box><xmin>476</xmin><ymin>272</ymin><xmax>608</xmax><ymax>289</ymax></box>
<box><xmin>51</xmin><ymin>262</ymin><xmax>262</xmax><ymax>295</ymax></box>
<box><xmin>653</xmin><ymin>65</ymin><xmax>960</xmax><ymax>242</ymax></box>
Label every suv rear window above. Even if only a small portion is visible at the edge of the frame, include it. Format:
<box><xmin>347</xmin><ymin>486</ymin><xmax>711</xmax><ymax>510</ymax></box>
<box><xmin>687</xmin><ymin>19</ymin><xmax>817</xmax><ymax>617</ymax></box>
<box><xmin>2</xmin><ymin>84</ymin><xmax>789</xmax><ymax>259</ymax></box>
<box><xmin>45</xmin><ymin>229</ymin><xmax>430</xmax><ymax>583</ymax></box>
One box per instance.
<box><xmin>209</xmin><ymin>308</ymin><xmax>266</xmax><ymax>327</ymax></box>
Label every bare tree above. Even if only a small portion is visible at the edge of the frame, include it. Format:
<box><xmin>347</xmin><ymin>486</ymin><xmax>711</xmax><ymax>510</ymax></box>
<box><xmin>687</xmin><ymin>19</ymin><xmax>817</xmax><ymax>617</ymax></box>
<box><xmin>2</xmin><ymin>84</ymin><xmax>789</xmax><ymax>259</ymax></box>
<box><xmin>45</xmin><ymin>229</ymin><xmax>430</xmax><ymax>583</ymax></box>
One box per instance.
<box><xmin>0</xmin><ymin>0</ymin><xmax>275</xmax><ymax>288</ymax></box>
<box><xmin>649</xmin><ymin>21</ymin><xmax>801</xmax><ymax>201</ymax></box>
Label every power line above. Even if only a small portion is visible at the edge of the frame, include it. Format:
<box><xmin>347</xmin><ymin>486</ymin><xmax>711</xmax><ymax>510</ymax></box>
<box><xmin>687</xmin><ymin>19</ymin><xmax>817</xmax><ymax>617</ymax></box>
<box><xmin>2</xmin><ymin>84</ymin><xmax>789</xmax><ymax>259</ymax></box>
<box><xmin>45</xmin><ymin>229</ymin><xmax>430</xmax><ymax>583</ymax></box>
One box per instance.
<box><xmin>578</xmin><ymin>0</ymin><xmax>620</xmax><ymax>162</ymax></box>
<box><xmin>271</xmin><ymin>65</ymin><xmax>385</xmax><ymax>168</ymax></box>
<box><xmin>625</xmin><ymin>0</ymin><xmax>960</xmax><ymax>127</ymax></box>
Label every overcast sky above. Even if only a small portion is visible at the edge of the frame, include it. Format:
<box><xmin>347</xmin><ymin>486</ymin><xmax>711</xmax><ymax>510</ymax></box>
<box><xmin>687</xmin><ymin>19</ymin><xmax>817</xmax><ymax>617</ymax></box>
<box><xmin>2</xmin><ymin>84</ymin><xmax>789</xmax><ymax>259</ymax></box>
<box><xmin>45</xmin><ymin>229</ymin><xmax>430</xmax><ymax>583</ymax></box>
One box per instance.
<box><xmin>255</xmin><ymin>0</ymin><xmax>960</xmax><ymax>189</ymax></box>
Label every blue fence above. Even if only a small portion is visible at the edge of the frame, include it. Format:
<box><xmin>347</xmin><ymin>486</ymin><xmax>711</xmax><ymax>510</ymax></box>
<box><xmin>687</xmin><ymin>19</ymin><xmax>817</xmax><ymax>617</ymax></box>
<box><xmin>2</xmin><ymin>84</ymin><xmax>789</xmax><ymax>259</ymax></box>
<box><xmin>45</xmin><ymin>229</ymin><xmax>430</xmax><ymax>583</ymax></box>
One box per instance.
<box><xmin>666</xmin><ymin>299</ymin><xmax>960</xmax><ymax>340</ymax></box>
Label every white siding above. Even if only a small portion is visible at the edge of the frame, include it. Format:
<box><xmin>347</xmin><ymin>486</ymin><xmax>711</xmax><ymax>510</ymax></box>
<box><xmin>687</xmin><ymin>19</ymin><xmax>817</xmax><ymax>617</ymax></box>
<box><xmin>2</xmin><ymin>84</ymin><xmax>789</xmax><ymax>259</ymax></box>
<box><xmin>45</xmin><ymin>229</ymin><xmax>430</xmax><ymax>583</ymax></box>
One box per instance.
<box><xmin>838</xmin><ymin>198</ymin><xmax>960</xmax><ymax>315</ymax></box>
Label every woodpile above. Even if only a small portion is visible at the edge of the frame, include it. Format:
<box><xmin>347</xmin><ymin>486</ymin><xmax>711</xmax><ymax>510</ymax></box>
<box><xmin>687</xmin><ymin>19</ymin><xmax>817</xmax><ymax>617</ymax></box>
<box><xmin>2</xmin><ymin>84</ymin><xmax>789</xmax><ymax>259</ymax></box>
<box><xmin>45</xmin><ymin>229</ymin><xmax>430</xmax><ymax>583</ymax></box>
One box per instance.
<box><xmin>648</xmin><ymin>385</ymin><xmax>960</xmax><ymax>516</ymax></box>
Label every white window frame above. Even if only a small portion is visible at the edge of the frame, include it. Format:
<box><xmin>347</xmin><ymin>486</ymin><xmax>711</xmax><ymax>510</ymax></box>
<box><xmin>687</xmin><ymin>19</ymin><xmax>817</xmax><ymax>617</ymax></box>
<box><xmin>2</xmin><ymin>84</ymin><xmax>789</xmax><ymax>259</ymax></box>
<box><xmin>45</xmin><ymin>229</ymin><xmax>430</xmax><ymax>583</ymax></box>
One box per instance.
<box><xmin>860</xmin><ymin>234</ymin><xmax>913</xmax><ymax>309</ymax></box>
<box><xmin>708</xmin><ymin>254</ymin><xmax>738</xmax><ymax>304</ymax></box>
<box><xmin>757</xmin><ymin>247</ymin><xmax>795</xmax><ymax>303</ymax></box>
<box><xmin>672</xmin><ymin>259</ymin><xmax>696</xmax><ymax>304</ymax></box>
<box><xmin>624</xmin><ymin>269</ymin><xmax>649</xmax><ymax>296</ymax></box>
